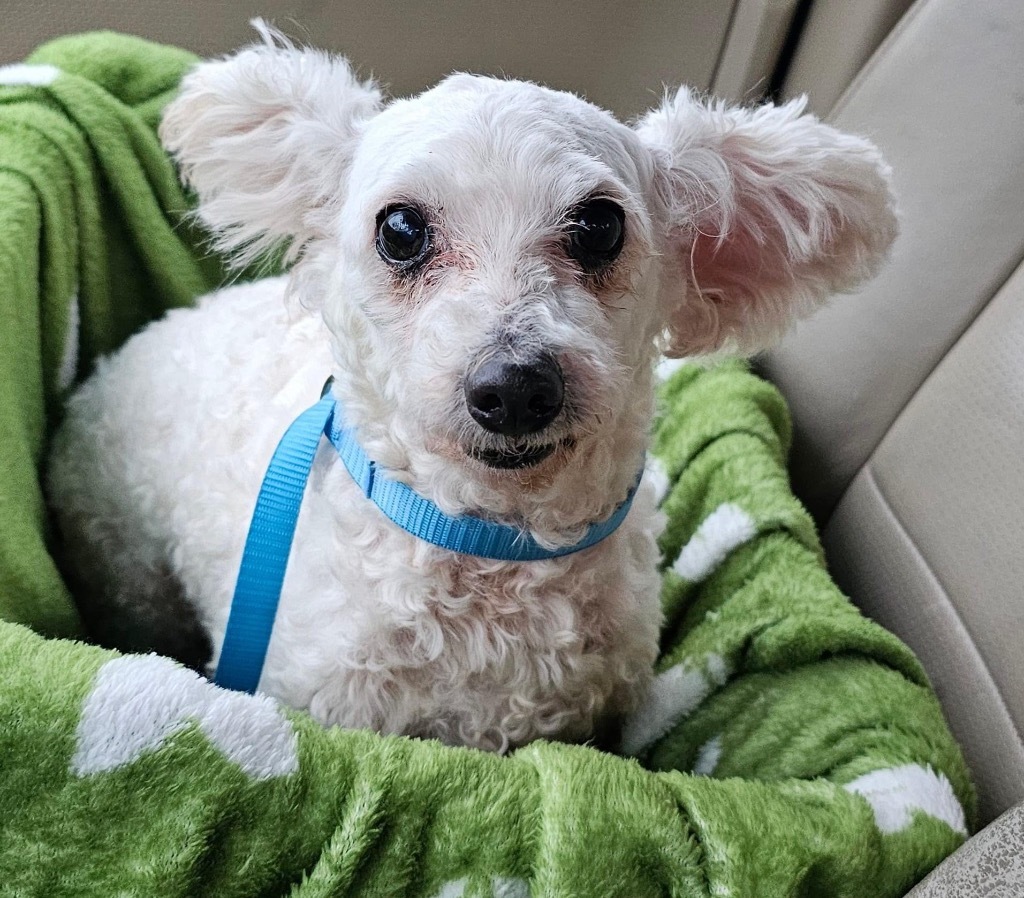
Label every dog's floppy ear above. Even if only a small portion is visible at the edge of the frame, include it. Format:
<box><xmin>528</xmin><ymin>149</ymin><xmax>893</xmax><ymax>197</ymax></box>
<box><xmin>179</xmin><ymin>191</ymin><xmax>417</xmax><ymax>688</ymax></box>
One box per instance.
<box><xmin>160</xmin><ymin>21</ymin><xmax>382</xmax><ymax>265</ymax></box>
<box><xmin>635</xmin><ymin>89</ymin><xmax>896</xmax><ymax>356</ymax></box>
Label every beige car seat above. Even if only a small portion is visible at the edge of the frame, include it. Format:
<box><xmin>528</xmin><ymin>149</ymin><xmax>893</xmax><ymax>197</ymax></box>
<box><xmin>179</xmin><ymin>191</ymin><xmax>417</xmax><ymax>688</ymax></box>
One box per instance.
<box><xmin>764</xmin><ymin>0</ymin><xmax>1024</xmax><ymax>890</ymax></box>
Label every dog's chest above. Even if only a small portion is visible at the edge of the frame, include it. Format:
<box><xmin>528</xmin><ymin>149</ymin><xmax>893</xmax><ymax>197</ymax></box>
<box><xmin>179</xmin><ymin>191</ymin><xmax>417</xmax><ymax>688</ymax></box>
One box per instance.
<box><xmin>250</xmin><ymin>460</ymin><xmax>662</xmax><ymax>738</ymax></box>
<box><xmin>275</xmin><ymin>475</ymin><xmax>633</xmax><ymax>657</ymax></box>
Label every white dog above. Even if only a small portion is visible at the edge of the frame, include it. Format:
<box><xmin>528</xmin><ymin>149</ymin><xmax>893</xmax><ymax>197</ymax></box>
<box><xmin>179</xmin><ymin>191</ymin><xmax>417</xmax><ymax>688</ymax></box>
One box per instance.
<box><xmin>47</xmin><ymin>27</ymin><xmax>896</xmax><ymax>752</ymax></box>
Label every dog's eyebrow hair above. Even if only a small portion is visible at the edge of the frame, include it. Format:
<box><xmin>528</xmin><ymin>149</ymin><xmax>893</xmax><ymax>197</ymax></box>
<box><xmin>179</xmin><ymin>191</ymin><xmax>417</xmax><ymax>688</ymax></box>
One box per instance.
<box><xmin>566</xmin><ymin>187</ymin><xmax>628</xmax><ymax>208</ymax></box>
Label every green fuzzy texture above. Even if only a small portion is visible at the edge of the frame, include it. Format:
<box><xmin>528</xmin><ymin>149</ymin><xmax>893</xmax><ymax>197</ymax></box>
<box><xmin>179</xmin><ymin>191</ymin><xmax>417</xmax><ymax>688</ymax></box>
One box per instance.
<box><xmin>0</xmin><ymin>32</ymin><xmax>228</xmax><ymax>637</ymax></box>
<box><xmin>0</xmin><ymin>32</ymin><xmax>973</xmax><ymax>897</ymax></box>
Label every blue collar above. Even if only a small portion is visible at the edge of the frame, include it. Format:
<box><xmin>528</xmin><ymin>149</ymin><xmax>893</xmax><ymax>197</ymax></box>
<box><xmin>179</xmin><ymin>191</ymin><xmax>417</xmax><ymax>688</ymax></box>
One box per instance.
<box><xmin>214</xmin><ymin>381</ymin><xmax>642</xmax><ymax>692</ymax></box>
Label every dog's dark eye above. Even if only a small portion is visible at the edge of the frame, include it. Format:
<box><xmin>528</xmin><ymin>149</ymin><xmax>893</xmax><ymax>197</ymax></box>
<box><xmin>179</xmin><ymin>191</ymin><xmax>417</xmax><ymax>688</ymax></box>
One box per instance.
<box><xmin>376</xmin><ymin>206</ymin><xmax>429</xmax><ymax>268</ymax></box>
<box><xmin>567</xmin><ymin>199</ymin><xmax>625</xmax><ymax>272</ymax></box>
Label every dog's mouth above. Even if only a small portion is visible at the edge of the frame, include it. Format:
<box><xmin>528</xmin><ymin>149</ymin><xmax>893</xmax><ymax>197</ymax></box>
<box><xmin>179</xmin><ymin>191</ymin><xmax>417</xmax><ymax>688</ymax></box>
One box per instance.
<box><xmin>468</xmin><ymin>438</ymin><xmax>574</xmax><ymax>470</ymax></box>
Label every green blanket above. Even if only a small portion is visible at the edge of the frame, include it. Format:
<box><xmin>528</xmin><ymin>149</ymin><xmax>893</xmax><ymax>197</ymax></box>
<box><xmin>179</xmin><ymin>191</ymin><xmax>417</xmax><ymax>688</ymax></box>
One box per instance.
<box><xmin>0</xmin><ymin>32</ymin><xmax>973</xmax><ymax>897</ymax></box>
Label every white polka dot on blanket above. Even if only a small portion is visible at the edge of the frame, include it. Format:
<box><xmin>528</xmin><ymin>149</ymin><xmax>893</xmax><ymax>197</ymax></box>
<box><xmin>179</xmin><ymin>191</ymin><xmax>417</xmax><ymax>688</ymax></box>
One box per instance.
<box><xmin>645</xmin><ymin>456</ymin><xmax>672</xmax><ymax>506</ymax></box>
<box><xmin>431</xmin><ymin>877</ymin><xmax>529</xmax><ymax>898</ymax></box>
<box><xmin>58</xmin><ymin>293</ymin><xmax>80</xmax><ymax>392</ymax></box>
<box><xmin>692</xmin><ymin>734</ymin><xmax>723</xmax><ymax>776</ymax></box>
<box><xmin>71</xmin><ymin>654</ymin><xmax>298</xmax><ymax>780</ymax></box>
<box><xmin>0</xmin><ymin>63</ymin><xmax>60</xmax><ymax>86</ymax></box>
<box><xmin>620</xmin><ymin>653</ymin><xmax>731</xmax><ymax>756</ymax></box>
<box><xmin>656</xmin><ymin>356</ymin><xmax>694</xmax><ymax>381</ymax></box>
<box><xmin>672</xmin><ymin>502</ymin><xmax>757</xmax><ymax>583</ymax></box>
<box><xmin>491</xmin><ymin>877</ymin><xmax>530</xmax><ymax>898</ymax></box>
<box><xmin>844</xmin><ymin>764</ymin><xmax>967</xmax><ymax>836</ymax></box>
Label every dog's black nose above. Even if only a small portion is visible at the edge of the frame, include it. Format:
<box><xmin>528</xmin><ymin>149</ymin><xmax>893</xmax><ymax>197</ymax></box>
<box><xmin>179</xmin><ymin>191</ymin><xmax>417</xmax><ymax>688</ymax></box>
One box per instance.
<box><xmin>465</xmin><ymin>353</ymin><xmax>564</xmax><ymax>437</ymax></box>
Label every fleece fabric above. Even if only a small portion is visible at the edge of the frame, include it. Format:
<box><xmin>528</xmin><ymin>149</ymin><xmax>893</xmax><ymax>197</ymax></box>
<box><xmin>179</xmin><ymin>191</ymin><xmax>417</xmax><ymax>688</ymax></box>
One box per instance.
<box><xmin>0</xmin><ymin>31</ymin><xmax>973</xmax><ymax>897</ymax></box>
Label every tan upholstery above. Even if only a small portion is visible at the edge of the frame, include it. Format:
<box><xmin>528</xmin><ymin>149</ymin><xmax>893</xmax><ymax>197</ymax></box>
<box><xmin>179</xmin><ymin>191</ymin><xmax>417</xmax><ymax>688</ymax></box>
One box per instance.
<box><xmin>763</xmin><ymin>0</ymin><xmax>1024</xmax><ymax>825</ymax></box>
<box><xmin>782</xmin><ymin>0</ymin><xmax>916</xmax><ymax>115</ymax></box>
<box><xmin>711</xmin><ymin>0</ymin><xmax>801</xmax><ymax>101</ymax></box>
<box><xmin>822</xmin><ymin>261</ymin><xmax>1024</xmax><ymax>820</ymax></box>
<box><xmin>2</xmin><ymin>0</ymin><xmax>736</xmax><ymax>119</ymax></box>
<box><xmin>907</xmin><ymin>804</ymin><xmax>1024</xmax><ymax>896</ymax></box>
<box><xmin>766</xmin><ymin>0</ymin><xmax>1024</xmax><ymax>522</ymax></box>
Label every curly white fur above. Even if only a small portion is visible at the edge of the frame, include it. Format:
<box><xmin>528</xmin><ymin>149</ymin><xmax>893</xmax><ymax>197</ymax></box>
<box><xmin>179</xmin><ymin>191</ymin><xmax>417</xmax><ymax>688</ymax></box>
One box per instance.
<box><xmin>47</xmin><ymin>26</ymin><xmax>896</xmax><ymax>752</ymax></box>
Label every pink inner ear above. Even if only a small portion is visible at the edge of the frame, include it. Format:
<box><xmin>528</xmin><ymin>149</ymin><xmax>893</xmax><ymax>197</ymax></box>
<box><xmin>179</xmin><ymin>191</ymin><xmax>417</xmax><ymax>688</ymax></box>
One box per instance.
<box><xmin>647</xmin><ymin>93</ymin><xmax>896</xmax><ymax>357</ymax></box>
<box><xmin>677</xmin><ymin>184</ymin><xmax>846</xmax><ymax>355</ymax></box>
<box><xmin>690</xmin><ymin>175</ymin><xmax>821</xmax><ymax>306</ymax></box>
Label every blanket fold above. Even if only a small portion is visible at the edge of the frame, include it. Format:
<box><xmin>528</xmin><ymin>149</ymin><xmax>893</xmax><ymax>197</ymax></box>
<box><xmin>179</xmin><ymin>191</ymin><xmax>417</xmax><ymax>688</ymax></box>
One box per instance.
<box><xmin>0</xmin><ymin>32</ymin><xmax>973</xmax><ymax>897</ymax></box>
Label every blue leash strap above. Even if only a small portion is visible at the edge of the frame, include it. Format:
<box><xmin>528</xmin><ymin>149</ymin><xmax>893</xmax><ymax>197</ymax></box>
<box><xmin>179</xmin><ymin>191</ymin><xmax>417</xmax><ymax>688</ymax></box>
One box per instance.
<box><xmin>213</xmin><ymin>392</ymin><xmax>335</xmax><ymax>693</ymax></box>
<box><xmin>327</xmin><ymin>414</ymin><xmax>638</xmax><ymax>560</ymax></box>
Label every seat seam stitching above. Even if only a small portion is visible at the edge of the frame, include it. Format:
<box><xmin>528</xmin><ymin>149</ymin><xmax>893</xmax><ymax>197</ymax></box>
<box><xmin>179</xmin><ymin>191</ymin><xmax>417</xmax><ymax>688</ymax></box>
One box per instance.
<box><xmin>828</xmin><ymin>0</ymin><xmax>932</xmax><ymax>120</ymax></box>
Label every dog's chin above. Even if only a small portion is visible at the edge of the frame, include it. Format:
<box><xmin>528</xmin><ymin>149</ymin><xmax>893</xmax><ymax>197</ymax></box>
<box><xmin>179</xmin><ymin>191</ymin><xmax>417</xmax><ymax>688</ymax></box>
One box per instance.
<box><xmin>466</xmin><ymin>438</ymin><xmax>576</xmax><ymax>473</ymax></box>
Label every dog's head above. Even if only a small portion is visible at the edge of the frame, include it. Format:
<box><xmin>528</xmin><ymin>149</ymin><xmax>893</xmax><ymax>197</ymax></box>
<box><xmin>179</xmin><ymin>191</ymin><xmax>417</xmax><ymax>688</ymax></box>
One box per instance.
<box><xmin>161</xmin><ymin>25</ymin><xmax>896</xmax><ymax>536</ymax></box>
